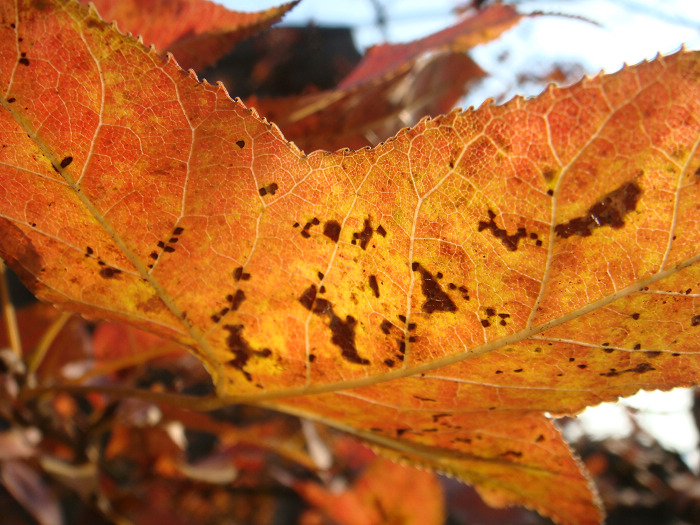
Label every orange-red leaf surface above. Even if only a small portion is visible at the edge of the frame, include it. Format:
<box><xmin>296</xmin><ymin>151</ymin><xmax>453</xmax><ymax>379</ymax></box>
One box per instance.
<box><xmin>82</xmin><ymin>0</ymin><xmax>298</xmax><ymax>71</ymax></box>
<box><xmin>295</xmin><ymin>457</ymin><xmax>444</xmax><ymax>525</ymax></box>
<box><xmin>1</xmin><ymin>2</ymin><xmax>699</xmax><ymax>524</ymax></box>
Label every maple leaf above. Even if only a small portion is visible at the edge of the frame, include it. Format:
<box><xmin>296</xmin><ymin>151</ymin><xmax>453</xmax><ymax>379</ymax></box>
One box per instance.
<box><xmin>1</xmin><ymin>1</ymin><xmax>699</xmax><ymax>524</ymax></box>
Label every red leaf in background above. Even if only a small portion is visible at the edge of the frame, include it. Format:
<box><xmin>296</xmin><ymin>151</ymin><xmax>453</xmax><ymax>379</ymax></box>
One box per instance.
<box><xmin>83</xmin><ymin>0</ymin><xmax>298</xmax><ymax>71</ymax></box>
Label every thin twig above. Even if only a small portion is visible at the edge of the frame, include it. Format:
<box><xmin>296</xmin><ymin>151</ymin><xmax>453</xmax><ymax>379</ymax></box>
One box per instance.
<box><xmin>0</xmin><ymin>259</ymin><xmax>23</xmax><ymax>359</ymax></box>
<box><xmin>27</xmin><ymin>310</ymin><xmax>73</xmax><ymax>373</ymax></box>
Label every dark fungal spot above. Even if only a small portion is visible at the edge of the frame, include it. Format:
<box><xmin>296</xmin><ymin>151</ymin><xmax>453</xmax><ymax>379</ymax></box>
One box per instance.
<box><xmin>236</xmin><ymin>140</ymin><xmax>245</xmax><ymax>148</ymax></box>
<box><xmin>229</xmin><ymin>289</ymin><xmax>246</xmax><ymax>311</ymax></box>
<box><xmin>413</xmin><ymin>395</ymin><xmax>436</xmax><ymax>402</ymax></box>
<box><xmin>310</xmin><ymin>298</ymin><xmax>369</xmax><ymax>365</ymax></box>
<box><xmin>398</xmin><ymin>314</ymin><xmax>407</xmax><ymax>323</ymax></box>
<box><xmin>368</xmin><ymin>275</ymin><xmax>379</xmax><ymax>298</ymax></box>
<box><xmin>293</xmin><ymin>222</ymin><xmax>300</xmax><ymax>228</ymax></box>
<box><xmin>536</xmin><ymin>240</ymin><xmax>543</xmax><ymax>246</ymax></box>
<box><xmin>157</xmin><ymin>241</ymin><xmax>165</xmax><ymax>248</ymax></box>
<box><xmin>396</xmin><ymin>429</ymin><xmax>409</xmax><ymax>437</ymax></box>
<box><xmin>578</xmin><ymin>364</ymin><xmax>587</xmax><ymax>369</ymax></box>
<box><xmin>633</xmin><ymin>343</ymin><xmax>642</xmax><ymax>350</ymax></box>
<box><xmin>376</xmin><ymin>225</ymin><xmax>386</xmax><ymax>237</ymax></box>
<box><xmin>98</xmin><ymin>260</ymin><xmax>106</xmax><ymax>266</ymax></box>
<box><xmin>168</xmin><ymin>237</ymin><xmax>178</xmax><ymax>243</ymax></box>
<box><xmin>300</xmin><ymin>230</ymin><xmax>311</xmax><ymax>238</ymax></box>
<box><xmin>672</xmin><ymin>353</ymin><xmax>681</xmax><ymax>357</ymax></box>
<box><xmin>258</xmin><ymin>187</ymin><xmax>267</xmax><ymax>196</ymax></box>
<box><xmin>299</xmin><ymin>284</ymin><xmax>317</xmax><ymax>310</ymax></box>
<box><xmin>384</xmin><ymin>358</ymin><xmax>395</xmax><ymax>367</ymax></box>
<box><xmin>380</xmin><ymin>320</ymin><xmax>392</xmax><ymax>334</ymax></box>
<box><xmin>268</xmin><ymin>183</ymin><xmax>278</xmax><ymax>195</ymax></box>
<box><xmin>233</xmin><ymin>267</ymin><xmax>244</xmax><ymax>281</ymax></box>
<box><xmin>555</xmin><ymin>181</ymin><xmax>642</xmax><ymax>238</ymax></box>
<box><xmin>513</xmin><ymin>368</ymin><xmax>523</xmax><ymax>373</ymax></box>
<box><xmin>631</xmin><ymin>313</ymin><xmax>640</xmax><ymax>320</ymax></box>
<box><xmin>408</xmin><ymin>336</ymin><xmax>417</xmax><ymax>343</ymax></box>
<box><xmin>60</xmin><ymin>156</ymin><xmax>73</xmax><ymax>168</ymax></box>
<box><xmin>547</xmin><ymin>189</ymin><xmax>554</xmax><ymax>196</ymax></box>
<box><xmin>412</xmin><ymin>262</ymin><xmax>457</xmax><ymax>314</ymax></box>
<box><xmin>223</xmin><ymin>324</ymin><xmax>271</xmax><ymax>382</ymax></box>
<box><xmin>19</xmin><ymin>58</ymin><xmax>29</xmax><ymax>66</ymax></box>
<box><xmin>163</xmin><ymin>246</ymin><xmax>175</xmax><ymax>253</ymax></box>
<box><xmin>323</xmin><ymin>220</ymin><xmax>341</xmax><ymax>243</ymax></box>
<box><xmin>542</xmin><ymin>167</ymin><xmax>556</xmax><ymax>182</ymax></box>
<box><xmin>603</xmin><ymin>348</ymin><xmax>614</xmax><ymax>354</ymax></box>
<box><xmin>569</xmin><ymin>357</ymin><xmax>575</xmax><ymax>362</ymax></box>
<box><xmin>485</xmin><ymin>307</ymin><xmax>495</xmax><ymax>317</ymax></box>
<box><xmin>173</xmin><ymin>227</ymin><xmax>184</xmax><ymax>235</ymax></box>
<box><xmin>500</xmin><ymin>450</ymin><xmax>523</xmax><ymax>459</ymax></box>
<box><xmin>352</xmin><ymin>218</ymin><xmax>373</xmax><ymax>250</ymax></box>
<box><xmin>495</xmin><ymin>370</ymin><xmax>503</xmax><ymax>374</ymax></box>
<box><xmin>317</xmin><ymin>271</ymin><xmax>324</xmax><ymax>280</ymax></box>
<box><xmin>210</xmin><ymin>314</ymin><xmax>220</xmax><ymax>323</ymax></box>
<box><xmin>407</xmin><ymin>323</ymin><xmax>416</xmax><ymax>331</ymax></box>
<box><xmin>536</xmin><ymin>434</ymin><xmax>545</xmax><ymax>443</ymax></box>
<box><xmin>319</xmin><ymin>286</ymin><xmax>326</xmax><ymax>294</ymax></box>
<box><xmin>436</xmin><ymin>272</ymin><xmax>443</xmax><ymax>279</ymax></box>
<box><xmin>645</xmin><ymin>351</ymin><xmax>662</xmax><ymax>358</ymax></box>
<box><xmin>7</xmin><ymin>97</ymin><xmax>15</xmax><ymax>103</ymax></box>
<box><xmin>448</xmin><ymin>283</ymin><xmax>457</xmax><ymax>290</ymax></box>
<box><xmin>309</xmin><ymin>354</ymin><xmax>316</xmax><ymax>362</ymax></box>
<box><xmin>600</xmin><ymin>362</ymin><xmax>655</xmax><ymax>377</ymax></box>
<box><xmin>86</xmin><ymin>246</ymin><xmax>93</xmax><ymax>256</ymax></box>
<box><xmin>481</xmin><ymin>319</ymin><xmax>490</xmax><ymax>327</ymax></box>
<box><xmin>311</xmin><ymin>217</ymin><xmax>320</xmax><ymax>226</ymax></box>
<box><xmin>99</xmin><ymin>267</ymin><xmax>122</xmax><ymax>279</ymax></box>
<box><xmin>478</xmin><ymin>210</ymin><xmax>528</xmax><ymax>251</ymax></box>
<box><xmin>691</xmin><ymin>315</ymin><xmax>700</xmax><ymax>327</ymax></box>
<box><xmin>397</xmin><ymin>341</ymin><xmax>406</xmax><ymax>355</ymax></box>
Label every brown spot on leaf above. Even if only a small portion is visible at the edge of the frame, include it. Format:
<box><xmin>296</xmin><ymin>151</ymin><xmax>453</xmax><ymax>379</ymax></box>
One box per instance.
<box><xmin>60</xmin><ymin>156</ymin><xmax>73</xmax><ymax>168</ymax></box>
<box><xmin>555</xmin><ymin>181</ymin><xmax>642</xmax><ymax>238</ymax></box>
<box><xmin>223</xmin><ymin>324</ymin><xmax>271</xmax><ymax>382</ymax></box>
<box><xmin>323</xmin><ymin>220</ymin><xmax>341</xmax><ymax>243</ymax></box>
<box><xmin>645</xmin><ymin>351</ymin><xmax>662</xmax><ymax>358</ymax></box>
<box><xmin>99</xmin><ymin>267</ymin><xmax>122</xmax><ymax>279</ymax></box>
<box><xmin>229</xmin><ymin>290</ymin><xmax>246</xmax><ymax>311</ymax></box>
<box><xmin>236</xmin><ymin>140</ymin><xmax>245</xmax><ymax>148</ymax></box>
<box><xmin>299</xmin><ymin>284</ymin><xmax>317</xmax><ymax>310</ymax></box>
<box><xmin>268</xmin><ymin>183</ymin><xmax>278</xmax><ymax>195</ymax></box>
<box><xmin>384</xmin><ymin>359</ymin><xmax>395</xmax><ymax>367</ymax></box>
<box><xmin>600</xmin><ymin>362</ymin><xmax>655</xmax><ymax>377</ymax></box>
<box><xmin>631</xmin><ymin>313</ymin><xmax>640</xmax><ymax>320</ymax></box>
<box><xmin>412</xmin><ymin>262</ymin><xmax>457</xmax><ymax>313</ymax></box>
<box><xmin>691</xmin><ymin>315</ymin><xmax>700</xmax><ymax>327</ymax></box>
<box><xmin>368</xmin><ymin>275</ymin><xmax>379</xmax><ymax>298</ymax></box>
<box><xmin>478</xmin><ymin>210</ymin><xmax>528</xmax><ymax>251</ymax></box>
<box><xmin>19</xmin><ymin>58</ymin><xmax>29</xmax><ymax>66</ymax></box>
<box><xmin>376</xmin><ymin>224</ymin><xmax>386</xmax><ymax>237</ymax></box>
<box><xmin>311</xmin><ymin>298</ymin><xmax>369</xmax><ymax>365</ymax></box>
<box><xmin>352</xmin><ymin>218</ymin><xmax>373</xmax><ymax>250</ymax></box>
<box><xmin>173</xmin><ymin>227</ymin><xmax>184</xmax><ymax>235</ymax></box>
<box><xmin>163</xmin><ymin>246</ymin><xmax>175</xmax><ymax>253</ymax></box>
<box><xmin>233</xmin><ymin>267</ymin><xmax>244</xmax><ymax>281</ymax></box>
<box><xmin>481</xmin><ymin>319</ymin><xmax>490</xmax><ymax>327</ymax></box>
<box><xmin>7</xmin><ymin>97</ymin><xmax>16</xmax><ymax>103</ymax></box>
<box><xmin>380</xmin><ymin>320</ymin><xmax>392</xmax><ymax>334</ymax></box>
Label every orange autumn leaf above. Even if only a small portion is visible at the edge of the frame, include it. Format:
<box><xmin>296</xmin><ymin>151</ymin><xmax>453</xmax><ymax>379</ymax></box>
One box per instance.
<box><xmin>1</xmin><ymin>2</ymin><xmax>699</xmax><ymax>524</ymax></box>
<box><xmin>82</xmin><ymin>0</ymin><xmax>298</xmax><ymax>71</ymax></box>
<box><xmin>296</xmin><ymin>457</ymin><xmax>444</xmax><ymax>525</ymax></box>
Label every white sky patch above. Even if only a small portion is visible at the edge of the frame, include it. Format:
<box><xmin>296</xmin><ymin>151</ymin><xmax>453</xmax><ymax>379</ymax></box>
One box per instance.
<box><xmin>218</xmin><ymin>0</ymin><xmax>700</xmax><ymax>459</ymax></box>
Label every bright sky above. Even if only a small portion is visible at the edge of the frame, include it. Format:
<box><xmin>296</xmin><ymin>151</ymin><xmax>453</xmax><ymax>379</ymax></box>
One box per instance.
<box><xmin>219</xmin><ymin>0</ymin><xmax>700</xmax><ymax>465</ymax></box>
